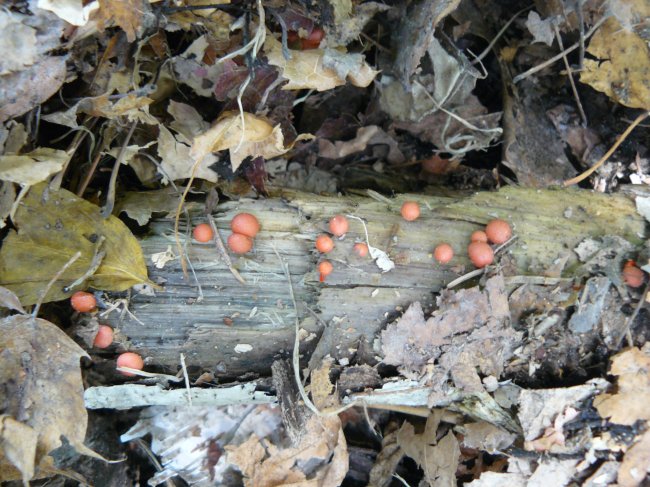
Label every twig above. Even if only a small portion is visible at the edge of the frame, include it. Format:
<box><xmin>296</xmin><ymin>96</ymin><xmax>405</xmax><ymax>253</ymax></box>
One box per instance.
<box><xmin>180</xmin><ymin>353</ymin><xmax>192</xmax><ymax>406</ymax></box>
<box><xmin>76</xmin><ymin>146</ymin><xmax>104</xmax><ymax>197</ymax></box>
<box><xmin>101</xmin><ymin>121</ymin><xmax>138</xmax><ymax>218</ymax></box>
<box><xmin>115</xmin><ymin>367</ymin><xmax>182</xmax><ymax>382</ymax></box>
<box><xmin>446</xmin><ymin>235</ymin><xmax>518</xmax><ymax>289</ymax></box>
<box><xmin>513</xmin><ymin>15</ymin><xmax>608</xmax><ymax>84</ymax></box>
<box><xmin>33</xmin><ymin>251</ymin><xmax>82</xmax><ymax>317</ymax></box>
<box><xmin>134</xmin><ymin>439</ymin><xmax>177</xmax><ymax>487</ymax></box>
<box><xmin>8</xmin><ymin>184</ymin><xmax>30</xmax><ymax>222</ymax></box>
<box><xmin>359</xmin><ymin>31</ymin><xmax>390</xmax><ymax>54</ymax></box>
<box><xmin>615</xmin><ymin>280</ymin><xmax>649</xmax><ymax>349</ymax></box>
<box><xmin>63</xmin><ymin>236</ymin><xmax>106</xmax><ymax>292</ymax></box>
<box><xmin>563</xmin><ymin>111</ymin><xmax>650</xmax><ymax>186</ymax></box>
<box><xmin>49</xmin><ymin>116</ymin><xmax>98</xmax><ymax>191</ymax></box>
<box><xmin>576</xmin><ymin>2</ymin><xmax>586</xmax><ymax>70</ymax></box>
<box><xmin>174</xmin><ymin>157</ymin><xmax>205</xmax><ymax>279</ymax></box>
<box><xmin>393</xmin><ymin>473</ymin><xmax>412</xmax><ymax>487</ymax></box>
<box><xmin>207</xmin><ymin>215</ymin><xmax>247</xmax><ymax>284</ymax></box>
<box><xmin>471</xmin><ymin>5</ymin><xmax>533</xmax><ymax>65</ymax></box>
<box><xmin>554</xmin><ymin>24</ymin><xmax>587</xmax><ymax>126</ymax></box>
<box><xmin>274</xmin><ymin>246</ymin><xmax>360</xmax><ymax>417</ymax></box>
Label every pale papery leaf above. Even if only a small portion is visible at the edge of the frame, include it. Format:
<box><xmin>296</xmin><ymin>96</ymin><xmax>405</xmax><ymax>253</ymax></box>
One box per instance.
<box><xmin>264</xmin><ymin>35</ymin><xmax>378</xmax><ymax>91</ymax></box>
<box><xmin>190</xmin><ymin>111</ymin><xmax>312</xmax><ymax>172</ymax></box>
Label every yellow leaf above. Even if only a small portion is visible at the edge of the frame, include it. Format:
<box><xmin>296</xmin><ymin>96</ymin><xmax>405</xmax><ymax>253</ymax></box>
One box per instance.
<box><xmin>580</xmin><ymin>16</ymin><xmax>650</xmax><ymax>109</ymax></box>
<box><xmin>0</xmin><ymin>148</ymin><xmax>68</xmax><ymax>186</ymax></box>
<box><xmin>0</xmin><ymin>183</ymin><xmax>149</xmax><ymax>305</ymax></box>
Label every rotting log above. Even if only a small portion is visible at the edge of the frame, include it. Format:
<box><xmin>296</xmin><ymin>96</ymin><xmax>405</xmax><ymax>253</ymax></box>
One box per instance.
<box><xmin>101</xmin><ymin>187</ymin><xmax>645</xmax><ymax>379</ymax></box>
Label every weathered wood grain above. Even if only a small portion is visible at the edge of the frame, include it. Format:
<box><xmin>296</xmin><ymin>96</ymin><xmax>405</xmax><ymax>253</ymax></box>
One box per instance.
<box><xmin>103</xmin><ymin>187</ymin><xmax>644</xmax><ymax>379</ymax></box>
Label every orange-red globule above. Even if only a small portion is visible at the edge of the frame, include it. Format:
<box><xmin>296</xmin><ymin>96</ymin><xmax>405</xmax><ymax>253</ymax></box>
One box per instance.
<box><xmin>71</xmin><ymin>291</ymin><xmax>96</xmax><ymax>313</ymax></box>
<box><xmin>318</xmin><ymin>260</ymin><xmax>333</xmax><ymax>282</ymax></box>
<box><xmin>468</xmin><ymin>242</ymin><xmax>494</xmax><ymax>268</ymax></box>
<box><xmin>316</xmin><ymin>234</ymin><xmax>335</xmax><ymax>253</ymax></box>
<box><xmin>485</xmin><ymin>219</ymin><xmax>512</xmax><ymax>244</ymax></box>
<box><xmin>329</xmin><ymin>215</ymin><xmax>349</xmax><ymax>237</ymax></box>
<box><xmin>116</xmin><ymin>352</ymin><xmax>144</xmax><ymax>376</ymax></box>
<box><xmin>470</xmin><ymin>230</ymin><xmax>488</xmax><ymax>243</ymax></box>
<box><xmin>231</xmin><ymin>213</ymin><xmax>260</xmax><ymax>238</ymax></box>
<box><xmin>623</xmin><ymin>265</ymin><xmax>645</xmax><ymax>288</ymax></box>
<box><xmin>193</xmin><ymin>223</ymin><xmax>214</xmax><ymax>243</ymax></box>
<box><xmin>93</xmin><ymin>325</ymin><xmax>114</xmax><ymax>348</ymax></box>
<box><xmin>400</xmin><ymin>201</ymin><xmax>420</xmax><ymax>221</ymax></box>
<box><xmin>353</xmin><ymin>242</ymin><xmax>369</xmax><ymax>257</ymax></box>
<box><xmin>434</xmin><ymin>243</ymin><xmax>454</xmax><ymax>264</ymax></box>
<box><xmin>228</xmin><ymin>233</ymin><xmax>254</xmax><ymax>254</ymax></box>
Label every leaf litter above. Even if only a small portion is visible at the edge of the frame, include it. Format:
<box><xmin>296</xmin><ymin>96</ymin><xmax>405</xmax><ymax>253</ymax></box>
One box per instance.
<box><xmin>1</xmin><ymin>0</ymin><xmax>650</xmax><ymax>485</ymax></box>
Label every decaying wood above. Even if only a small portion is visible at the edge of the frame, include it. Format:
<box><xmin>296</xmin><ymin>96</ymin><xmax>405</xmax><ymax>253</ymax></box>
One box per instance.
<box><xmin>102</xmin><ymin>187</ymin><xmax>644</xmax><ymax>379</ymax></box>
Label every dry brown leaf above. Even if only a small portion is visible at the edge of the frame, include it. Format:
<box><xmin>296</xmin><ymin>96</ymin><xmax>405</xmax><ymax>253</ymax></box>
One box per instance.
<box><xmin>265</xmin><ymin>36</ymin><xmax>378</xmax><ymax>91</ymax></box>
<box><xmin>226</xmin><ymin>415</ymin><xmax>348</xmax><ymax>487</ymax></box>
<box><xmin>593</xmin><ymin>346</ymin><xmax>650</xmax><ymax>425</ymax></box>
<box><xmin>618</xmin><ymin>429</ymin><xmax>650</xmax><ymax>487</ymax></box>
<box><xmin>115</xmin><ymin>188</ymin><xmax>188</xmax><ymax>226</ymax></box>
<box><xmin>97</xmin><ymin>0</ymin><xmax>145</xmax><ymax>42</ymax></box>
<box><xmin>461</xmin><ymin>422</ymin><xmax>516</xmax><ymax>453</ymax></box>
<box><xmin>311</xmin><ymin>358</ymin><xmax>339</xmax><ymax>410</ymax></box>
<box><xmin>0</xmin><ymin>56</ymin><xmax>67</xmax><ymax>123</ymax></box>
<box><xmin>381</xmin><ymin>275</ymin><xmax>519</xmax><ymax>390</ymax></box>
<box><xmin>0</xmin><ymin>11</ymin><xmax>37</xmax><ymax>75</ymax></box>
<box><xmin>580</xmin><ymin>15</ymin><xmax>650</xmax><ymax>109</ymax></box>
<box><xmin>397</xmin><ymin>411</ymin><xmax>460</xmax><ymax>487</ymax></box>
<box><xmin>79</xmin><ymin>93</ymin><xmax>154</xmax><ymax>119</ymax></box>
<box><xmin>0</xmin><ymin>415</ymin><xmax>38</xmax><ymax>483</ymax></box>
<box><xmin>318</xmin><ymin>125</ymin><xmax>404</xmax><ymax>164</ymax></box>
<box><xmin>158</xmin><ymin>124</ymin><xmax>219</xmax><ymax>182</ymax></box>
<box><xmin>0</xmin><ymin>286</ymin><xmax>25</xmax><ymax>314</ymax></box>
<box><xmin>0</xmin><ymin>315</ymin><xmax>95</xmax><ymax>482</ymax></box>
<box><xmin>190</xmin><ymin>111</ymin><xmax>312</xmax><ymax>172</ymax></box>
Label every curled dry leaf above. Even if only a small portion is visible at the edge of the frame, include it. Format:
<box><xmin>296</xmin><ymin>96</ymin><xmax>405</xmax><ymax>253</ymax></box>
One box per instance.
<box><xmin>190</xmin><ymin>111</ymin><xmax>312</xmax><ymax>172</ymax></box>
<box><xmin>0</xmin><ymin>148</ymin><xmax>68</xmax><ymax>186</ymax></box>
<box><xmin>96</xmin><ymin>0</ymin><xmax>146</xmax><ymax>42</ymax></box>
<box><xmin>593</xmin><ymin>346</ymin><xmax>650</xmax><ymax>425</ymax></box>
<box><xmin>0</xmin><ymin>315</ymin><xmax>98</xmax><ymax>482</ymax></box>
<box><xmin>264</xmin><ymin>35</ymin><xmax>379</xmax><ymax>91</ymax></box>
<box><xmin>226</xmin><ymin>414</ymin><xmax>348</xmax><ymax>487</ymax></box>
<box><xmin>37</xmin><ymin>0</ymin><xmax>98</xmax><ymax>27</ymax></box>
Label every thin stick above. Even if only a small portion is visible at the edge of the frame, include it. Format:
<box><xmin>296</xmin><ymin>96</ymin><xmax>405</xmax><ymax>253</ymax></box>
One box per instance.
<box><xmin>274</xmin><ymin>246</ymin><xmax>360</xmax><ymax>417</ymax></box>
<box><xmin>563</xmin><ymin>111</ymin><xmax>650</xmax><ymax>186</ymax></box>
<box><xmin>554</xmin><ymin>24</ymin><xmax>587</xmax><ymax>126</ymax></box>
<box><xmin>33</xmin><ymin>251</ymin><xmax>82</xmax><ymax>317</ymax></box>
<box><xmin>513</xmin><ymin>15</ymin><xmax>607</xmax><ymax>84</ymax></box>
<box><xmin>207</xmin><ymin>215</ymin><xmax>247</xmax><ymax>284</ymax></box>
<box><xmin>180</xmin><ymin>353</ymin><xmax>192</xmax><ymax>406</ymax></box>
<box><xmin>615</xmin><ymin>280</ymin><xmax>649</xmax><ymax>349</ymax></box>
<box><xmin>446</xmin><ymin>235</ymin><xmax>518</xmax><ymax>289</ymax></box>
<box><xmin>174</xmin><ymin>156</ymin><xmax>205</xmax><ymax>279</ymax></box>
<box><xmin>63</xmin><ymin>236</ymin><xmax>106</xmax><ymax>292</ymax></box>
<box><xmin>49</xmin><ymin>116</ymin><xmax>98</xmax><ymax>191</ymax></box>
<box><xmin>471</xmin><ymin>5</ymin><xmax>533</xmax><ymax>65</ymax></box>
<box><xmin>101</xmin><ymin>121</ymin><xmax>137</xmax><ymax>218</ymax></box>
